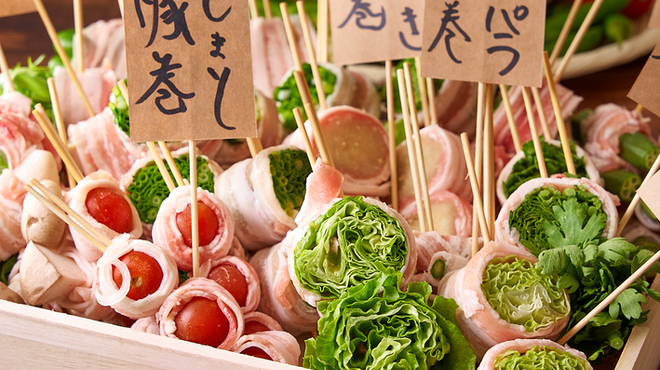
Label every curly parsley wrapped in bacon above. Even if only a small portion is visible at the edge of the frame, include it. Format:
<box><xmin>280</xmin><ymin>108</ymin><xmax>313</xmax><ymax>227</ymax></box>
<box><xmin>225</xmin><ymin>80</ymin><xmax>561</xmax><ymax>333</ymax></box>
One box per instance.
<box><xmin>303</xmin><ymin>275</ymin><xmax>475</xmax><ymax>370</ymax></box>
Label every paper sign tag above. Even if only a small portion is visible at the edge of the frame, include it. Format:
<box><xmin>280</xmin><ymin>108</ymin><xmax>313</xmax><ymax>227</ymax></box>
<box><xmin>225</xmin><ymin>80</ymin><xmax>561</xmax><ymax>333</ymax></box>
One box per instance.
<box><xmin>629</xmin><ymin>41</ymin><xmax>660</xmax><ymax>117</ymax></box>
<box><xmin>123</xmin><ymin>0</ymin><xmax>256</xmax><ymax>142</ymax></box>
<box><xmin>1</xmin><ymin>0</ymin><xmax>37</xmax><ymax>18</ymax></box>
<box><xmin>636</xmin><ymin>170</ymin><xmax>660</xmax><ymax>220</ymax></box>
<box><xmin>649</xmin><ymin>0</ymin><xmax>660</xmax><ymax>30</ymax></box>
<box><xmin>420</xmin><ymin>0</ymin><xmax>544</xmax><ymax>87</ymax></box>
<box><xmin>330</xmin><ymin>0</ymin><xmax>424</xmax><ymax>65</ymax></box>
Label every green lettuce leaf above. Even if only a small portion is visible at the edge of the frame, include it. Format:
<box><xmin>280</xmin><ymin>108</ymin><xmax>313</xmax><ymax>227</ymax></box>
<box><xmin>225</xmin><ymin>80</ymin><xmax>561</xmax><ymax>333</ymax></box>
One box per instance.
<box><xmin>293</xmin><ymin>196</ymin><xmax>409</xmax><ymax>300</ymax></box>
<box><xmin>494</xmin><ymin>346</ymin><xmax>591</xmax><ymax>370</ymax></box>
<box><xmin>303</xmin><ymin>275</ymin><xmax>475</xmax><ymax>370</ymax></box>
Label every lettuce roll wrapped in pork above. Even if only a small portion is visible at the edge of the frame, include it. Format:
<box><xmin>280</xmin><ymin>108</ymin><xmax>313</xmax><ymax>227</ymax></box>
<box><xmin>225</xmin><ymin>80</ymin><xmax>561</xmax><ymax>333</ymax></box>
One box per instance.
<box><xmin>477</xmin><ymin>339</ymin><xmax>592</xmax><ymax>370</ymax></box>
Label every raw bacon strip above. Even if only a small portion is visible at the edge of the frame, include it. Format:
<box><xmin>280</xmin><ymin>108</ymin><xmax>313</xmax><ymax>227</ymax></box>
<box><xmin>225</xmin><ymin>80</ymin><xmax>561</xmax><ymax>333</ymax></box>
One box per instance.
<box><xmin>347</xmin><ymin>70</ymin><xmax>381</xmax><ymax>118</ymax></box>
<box><xmin>214</xmin><ymin>145</ymin><xmax>306</xmax><ymax>251</ymax></box>
<box><xmin>478</xmin><ymin>339</ymin><xmax>592</xmax><ymax>370</ymax></box>
<box><xmin>232</xmin><ymin>331</ymin><xmax>301</xmax><ymax>366</ymax></box>
<box><xmin>68</xmin><ymin>107</ymin><xmax>146</xmax><ymax>180</ymax></box>
<box><xmin>294</xmin><ymin>159</ymin><xmax>344</xmax><ymax>226</ymax></box>
<box><xmin>72</xmin><ymin>19</ymin><xmax>127</xmax><ymax>80</ymax></box>
<box><xmin>492</xmin><ymin>81</ymin><xmax>583</xmax><ymax>154</ymax></box>
<box><xmin>413</xmin><ymin>231</ymin><xmax>474</xmax><ymax>273</ymax></box>
<box><xmin>157</xmin><ymin>277</ymin><xmax>244</xmax><ymax>350</ymax></box>
<box><xmin>285</xmin><ymin>106</ymin><xmax>390</xmax><ymax>197</ymax></box>
<box><xmin>397</xmin><ymin>124</ymin><xmax>471</xmax><ymax>207</ymax></box>
<box><xmin>204</xmin><ymin>255</ymin><xmax>261</xmax><ymax>314</ymax></box>
<box><xmin>399</xmin><ymin>189</ymin><xmax>472</xmax><ymax>237</ymax></box>
<box><xmin>65</xmin><ymin>170</ymin><xmax>142</xmax><ymax>262</ymax></box>
<box><xmin>434</xmin><ymin>80</ymin><xmax>478</xmax><ymax>139</ymax></box>
<box><xmin>151</xmin><ymin>185</ymin><xmax>234</xmax><ymax>272</ymax></box>
<box><xmin>53</xmin><ymin>66</ymin><xmax>117</xmax><ymax>126</ymax></box>
<box><xmin>248</xmin><ymin>242</ymin><xmax>319</xmax><ymax>336</ymax></box>
<box><xmin>495</xmin><ymin>177</ymin><xmax>620</xmax><ymax>249</ymax></box>
<box><xmin>439</xmin><ymin>241</ymin><xmax>571</xmax><ymax>359</ymax></box>
<box><xmin>95</xmin><ymin>234</ymin><xmax>179</xmax><ymax>319</ymax></box>
<box><xmin>131</xmin><ymin>315</ymin><xmax>159</xmax><ymax>334</ymax></box>
<box><xmin>243</xmin><ymin>311</ymin><xmax>283</xmax><ymax>334</ymax></box>
<box><xmin>0</xmin><ymin>95</ymin><xmax>46</xmax><ymax>170</ymax></box>
<box><xmin>581</xmin><ymin>103</ymin><xmax>652</xmax><ymax>173</ymax></box>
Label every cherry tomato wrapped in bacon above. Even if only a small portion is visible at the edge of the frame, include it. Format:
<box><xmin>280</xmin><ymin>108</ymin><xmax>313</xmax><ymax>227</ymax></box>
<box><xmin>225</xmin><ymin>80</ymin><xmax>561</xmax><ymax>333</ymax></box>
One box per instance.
<box><xmin>157</xmin><ymin>277</ymin><xmax>244</xmax><ymax>350</ymax></box>
<box><xmin>205</xmin><ymin>255</ymin><xmax>261</xmax><ymax>314</ymax></box>
<box><xmin>242</xmin><ymin>311</ymin><xmax>283</xmax><ymax>335</ymax></box>
<box><xmin>95</xmin><ymin>233</ymin><xmax>178</xmax><ymax>319</ymax></box>
<box><xmin>231</xmin><ymin>331</ymin><xmax>301</xmax><ymax>366</ymax></box>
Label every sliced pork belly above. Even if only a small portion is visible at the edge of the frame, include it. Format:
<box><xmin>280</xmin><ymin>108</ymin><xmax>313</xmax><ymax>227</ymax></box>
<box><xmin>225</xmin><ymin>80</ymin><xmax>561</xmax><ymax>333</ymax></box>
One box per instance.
<box><xmin>151</xmin><ymin>185</ymin><xmax>234</xmax><ymax>272</ymax></box>
<box><xmin>478</xmin><ymin>339</ymin><xmax>592</xmax><ymax>370</ymax></box>
<box><xmin>399</xmin><ymin>189</ymin><xmax>472</xmax><ymax>237</ymax></box>
<box><xmin>95</xmin><ymin>234</ymin><xmax>179</xmax><ymax>319</ymax></box>
<box><xmin>434</xmin><ymin>80</ymin><xmax>478</xmax><ymax>138</ymax></box>
<box><xmin>232</xmin><ymin>331</ymin><xmax>301</xmax><ymax>365</ymax></box>
<box><xmin>157</xmin><ymin>277</ymin><xmax>244</xmax><ymax>350</ymax></box>
<box><xmin>203</xmin><ymin>255</ymin><xmax>260</xmax><ymax>314</ymax></box>
<box><xmin>131</xmin><ymin>315</ymin><xmax>159</xmax><ymax>334</ymax></box>
<box><xmin>72</xmin><ymin>18</ymin><xmax>126</xmax><ymax>80</ymax></box>
<box><xmin>242</xmin><ymin>311</ymin><xmax>283</xmax><ymax>334</ymax></box>
<box><xmin>440</xmin><ymin>241</ymin><xmax>571</xmax><ymax>359</ymax></box>
<box><xmin>0</xmin><ymin>95</ymin><xmax>46</xmax><ymax>170</ymax></box>
<box><xmin>397</xmin><ymin>124</ymin><xmax>471</xmax><ymax>207</ymax></box>
<box><xmin>68</xmin><ymin>107</ymin><xmax>146</xmax><ymax>180</ymax></box>
<box><xmin>65</xmin><ymin>170</ymin><xmax>142</xmax><ymax>262</ymax></box>
<box><xmin>492</xmin><ymin>81</ymin><xmax>582</xmax><ymax>154</ymax></box>
<box><xmin>53</xmin><ymin>66</ymin><xmax>117</xmax><ymax>126</ymax></box>
<box><xmin>581</xmin><ymin>103</ymin><xmax>652</xmax><ymax>173</ymax></box>
<box><xmin>413</xmin><ymin>231</ymin><xmax>473</xmax><ymax>273</ymax></box>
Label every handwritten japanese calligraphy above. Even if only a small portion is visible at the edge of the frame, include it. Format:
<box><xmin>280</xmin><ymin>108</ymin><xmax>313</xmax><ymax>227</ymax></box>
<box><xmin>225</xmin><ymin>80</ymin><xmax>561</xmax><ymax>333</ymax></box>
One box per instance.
<box><xmin>629</xmin><ymin>41</ymin><xmax>660</xmax><ymax>119</ymax></box>
<box><xmin>330</xmin><ymin>0</ymin><xmax>424</xmax><ymax>65</ymax></box>
<box><xmin>123</xmin><ymin>0</ymin><xmax>256</xmax><ymax>142</ymax></box>
<box><xmin>420</xmin><ymin>0</ymin><xmax>545</xmax><ymax>87</ymax></box>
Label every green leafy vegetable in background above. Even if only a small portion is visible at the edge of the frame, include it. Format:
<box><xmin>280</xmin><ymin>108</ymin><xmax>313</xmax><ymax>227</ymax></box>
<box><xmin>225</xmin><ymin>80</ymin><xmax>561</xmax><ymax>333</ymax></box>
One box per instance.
<box><xmin>269</xmin><ymin>148</ymin><xmax>312</xmax><ymax>217</ymax></box>
<box><xmin>503</xmin><ymin>139</ymin><xmax>587</xmax><ymax>197</ymax></box>
<box><xmin>494</xmin><ymin>346</ymin><xmax>591</xmax><ymax>370</ymax></box>
<box><xmin>303</xmin><ymin>275</ymin><xmax>475</xmax><ymax>370</ymax></box>
<box><xmin>126</xmin><ymin>154</ymin><xmax>215</xmax><ymax>224</ymax></box>
<box><xmin>293</xmin><ymin>196</ymin><xmax>408</xmax><ymax>300</ymax></box>
<box><xmin>0</xmin><ymin>253</ymin><xmax>18</xmax><ymax>285</ymax></box>
<box><xmin>0</xmin><ymin>151</ymin><xmax>8</xmax><ymax>171</ymax></box>
<box><xmin>108</xmin><ymin>79</ymin><xmax>129</xmax><ymax>135</ymax></box>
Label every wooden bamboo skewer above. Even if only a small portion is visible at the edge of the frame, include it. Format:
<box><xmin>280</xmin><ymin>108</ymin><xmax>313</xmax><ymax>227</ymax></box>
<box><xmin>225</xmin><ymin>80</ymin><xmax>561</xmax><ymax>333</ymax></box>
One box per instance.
<box><xmin>116</xmin><ymin>0</ymin><xmax>124</xmax><ymax>19</ymax></box>
<box><xmin>246</xmin><ymin>137</ymin><xmax>263</xmax><ymax>157</ymax></box>
<box><xmin>558</xmin><ymin>247</ymin><xmax>660</xmax><ymax>345</ymax></box>
<box><xmin>293</xmin><ymin>107</ymin><xmax>317</xmax><ymax>167</ymax></box>
<box><xmin>189</xmin><ymin>141</ymin><xmax>201</xmax><ymax>278</ymax></box>
<box><xmin>296</xmin><ymin>1</ymin><xmax>327</xmax><ymax>111</ymax></box>
<box><xmin>554</xmin><ymin>0</ymin><xmax>604</xmax><ymax>81</ymax></box>
<box><xmin>616</xmin><ymin>151</ymin><xmax>660</xmax><ymax>236</ymax></box>
<box><xmin>317</xmin><ymin>0</ymin><xmax>329</xmax><ymax>63</ymax></box>
<box><xmin>47</xmin><ymin>77</ymin><xmax>75</xmax><ymax>187</ymax></box>
<box><xmin>531</xmin><ymin>86</ymin><xmax>552</xmax><ymax>139</ymax></box>
<box><xmin>397</xmin><ymin>69</ymin><xmax>428</xmax><ymax>232</ymax></box>
<box><xmin>264</xmin><ymin>0</ymin><xmax>272</xmax><ymax>19</ymax></box>
<box><xmin>426</xmin><ymin>78</ymin><xmax>438</xmax><ymax>126</ymax></box>
<box><xmin>32</xmin><ymin>0</ymin><xmax>95</xmax><ymax>118</ymax></box>
<box><xmin>520</xmin><ymin>87</ymin><xmax>548</xmax><ymax>178</ymax></box>
<box><xmin>73</xmin><ymin>0</ymin><xmax>84</xmax><ymax>73</ymax></box>
<box><xmin>32</xmin><ymin>105</ymin><xmax>84</xmax><ymax>183</ymax></box>
<box><xmin>543</xmin><ymin>51</ymin><xmax>577</xmax><ymax>176</ymax></box>
<box><xmin>157</xmin><ymin>141</ymin><xmax>186</xmax><ymax>186</ymax></box>
<box><xmin>248</xmin><ymin>0</ymin><xmax>259</xmax><ymax>19</ymax></box>
<box><xmin>404</xmin><ymin>63</ymin><xmax>433</xmax><ymax>231</ymax></box>
<box><xmin>483</xmin><ymin>84</ymin><xmax>495</xmax><ymax>232</ymax></box>
<box><xmin>28</xmin><ymin>178</ymin><xmax>112</xmax><ymax>249</ymax></box>
<box><xmin>549</xmin><ymin>0</ymin><xmax>584</xmax><ymax>65</ymax></box>
<box><xmin>280</xmin><ymin>2</ymin><xmax>302</xmax><ymax>71</ymax></box>
<box><xmin>0</xmin><ymin>42</ymin><xmax>15</xmax><ymax>92</ymax></box>
<box><xmin>498</xmin><ymin>84</ymin><xmax>522</xmax><ymax>153</ymax></box>
<box><xmin>146</xmin><ymin>142</ymin><xmax>177</xmax><ymax>192</ymax></box>
<box><xmin>386</xmin><ymin>60</ymin><xmax>398</xmax><ymax>211</ymax></box>
<box><xmin>461</xmin><ymin>133</ymin><xmax>491</xmax><ymax>243</ymax></box>
<box><xmin>414</xmin><ymin>57</ymin><xmax>431</xmax><ymax>127</ymax></box>
<box><xmin>471</xmin><ymin>83</ymin><xmax>486</xmax><ymax>257</ymax></box>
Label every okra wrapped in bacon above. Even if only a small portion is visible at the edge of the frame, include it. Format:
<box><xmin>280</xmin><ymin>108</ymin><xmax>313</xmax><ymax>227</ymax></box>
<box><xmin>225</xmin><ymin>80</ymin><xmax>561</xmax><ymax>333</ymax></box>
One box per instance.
<box><xmin>95</xmin><ymin>233</ymin><xmax>179</xmax><ymax>319</ymax></box>
<box><xmin>215</xmin><ymin>145</ymin><xmax>312</xmax><ymax>251</ymax></box>
<box><xmin>439</xmin><ymin>241</ymin><xmax>571</xmax><ymax>359</ymax></box>
<box><xmin>151</xmin><ymin>185</ymin><xmax>234</xmax><ymax>272</ymax></box>
<box><xmin>65</xmin><ymin>170</ymin><xmax>142</xmax><ymax>262</ymax></box>
<box><xmin>157</xmin><ymin>277</ymin><xmax>244</xmax><ymax>350</ymax></box>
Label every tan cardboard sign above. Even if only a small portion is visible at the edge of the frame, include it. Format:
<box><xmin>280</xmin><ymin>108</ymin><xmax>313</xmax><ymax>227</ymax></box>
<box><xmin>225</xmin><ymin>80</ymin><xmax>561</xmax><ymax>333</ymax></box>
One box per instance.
<box><xmin>629</xmin><ymin>41</ymin><xmax>660</xmax><ymax>117</ymax></box>
<box><xmin>330</xmin><ymin>0</ymin><xmax>425</xmax><ymax>65</ymax></box>
<box><xmin>420</xmin><ymin>0</ymin><xmax>545</xmax><ymax>87</ymax></box>
<box><xmin>123</xmin><ymin>0</ymin><xmax>256</xmax><ymax>142</ymax></box>
<box><xmin>637</xmin><ymin>170</ymin><xmax>660</xmax><ymax>220</ymax></box>
<box><xmin>1</xmin><ymin>0</ymin><xmax>37</xmax><ymax>18</ymax></box>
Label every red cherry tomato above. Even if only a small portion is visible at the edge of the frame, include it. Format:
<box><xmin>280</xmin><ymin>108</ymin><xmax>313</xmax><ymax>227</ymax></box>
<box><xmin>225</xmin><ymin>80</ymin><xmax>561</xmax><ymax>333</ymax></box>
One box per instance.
<box><xmin>241</xmin><ymin>346</ymin><xmax>272</xmax><ymax>361</ymax></box>
<box><xmin>112</xmin><ymin>251</ymin><xmax>164</xmax><ymax>300</ymax></box>
<box><xmin>207</xmin><ymin>263</ymin><xmax>248</xmax><ymax>307</ymax></box>
<box><xmin>243</xmin><ymin>321</ymin><xmax>271</xmax><ymax>335</ymax></box>
<box><xmin>174</xmin><ymin>296</ymin><xmax>229</xmax><ymax>347</ymax></box>
<box><xmin>622</xmin><ymin>0</ymin><xmax>653</xmax><ymax>19</ymax></box>
<box><xmin>86</xmin><ymin>187</ymin><xmax>133</xmax><ymax>234</ymax></box>
<box><xmin>176</xmin><ymin>202</ymin><xmax>220</xmax><ymax>247</ymax></box>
